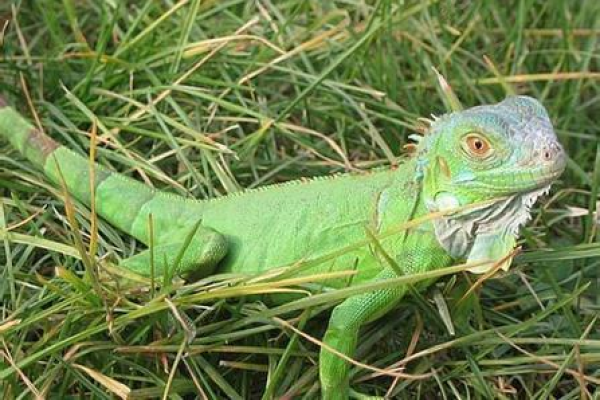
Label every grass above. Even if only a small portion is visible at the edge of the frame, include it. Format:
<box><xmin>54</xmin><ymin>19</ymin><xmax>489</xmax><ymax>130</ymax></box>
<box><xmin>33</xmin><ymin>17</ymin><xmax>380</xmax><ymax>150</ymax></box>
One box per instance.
<box><xmin>0</xmin><ymin>0</ymin><xmax>600</xmax><ymax>398</ymax></box>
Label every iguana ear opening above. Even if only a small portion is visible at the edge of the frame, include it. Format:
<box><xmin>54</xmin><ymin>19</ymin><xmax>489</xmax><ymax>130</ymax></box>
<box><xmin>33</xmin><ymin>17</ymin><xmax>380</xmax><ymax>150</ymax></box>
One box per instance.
<box><xmin>466</xmin><ymin>230</ymin><xmax>515</xmax><ymax>274</ymax></box>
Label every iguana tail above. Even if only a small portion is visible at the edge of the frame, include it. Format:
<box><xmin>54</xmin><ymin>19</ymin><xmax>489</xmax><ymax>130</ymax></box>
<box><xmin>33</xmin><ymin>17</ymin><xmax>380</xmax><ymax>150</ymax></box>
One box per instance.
<box><xmin>0</xmin><ymin>96</ymin><xmax>194</xmax><ymax>244</ymax></box>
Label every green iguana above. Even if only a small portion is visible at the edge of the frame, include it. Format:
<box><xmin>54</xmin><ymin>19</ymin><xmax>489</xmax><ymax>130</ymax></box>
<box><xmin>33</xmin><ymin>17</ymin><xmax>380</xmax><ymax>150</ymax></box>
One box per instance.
<box><xmin>0</xmin><ymin>95</ymin><xmax>566</xmax><ymax>399</ymax></box>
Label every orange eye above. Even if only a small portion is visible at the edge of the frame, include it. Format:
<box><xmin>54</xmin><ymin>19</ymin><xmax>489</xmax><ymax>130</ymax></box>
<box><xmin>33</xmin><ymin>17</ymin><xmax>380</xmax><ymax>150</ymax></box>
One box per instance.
<box><xmin>465</xmin><ymin>134</ymin><xmax>492</xmax><ymax>157</ymax></box>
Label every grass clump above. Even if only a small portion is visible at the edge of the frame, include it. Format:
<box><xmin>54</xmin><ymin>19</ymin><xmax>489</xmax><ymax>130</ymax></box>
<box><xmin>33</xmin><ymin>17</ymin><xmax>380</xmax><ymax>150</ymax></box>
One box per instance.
<box><xmin>1</xmin><ymin>0</ymin><xmax>600</xmax><ymax>398</ymax></box>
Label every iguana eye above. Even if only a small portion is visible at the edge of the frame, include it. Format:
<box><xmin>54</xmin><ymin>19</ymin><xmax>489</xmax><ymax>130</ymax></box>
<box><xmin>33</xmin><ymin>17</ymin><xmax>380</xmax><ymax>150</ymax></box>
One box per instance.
<box><xmin>464</xmin><ymin>134</ymin><xmax>492</xmax><ymax>157</ymax></box>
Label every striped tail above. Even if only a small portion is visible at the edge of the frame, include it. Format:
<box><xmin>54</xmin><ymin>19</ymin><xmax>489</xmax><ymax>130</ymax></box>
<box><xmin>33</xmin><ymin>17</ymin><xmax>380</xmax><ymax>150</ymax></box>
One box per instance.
<box><xmin>0</xmin><ymin>96</ymin><xmax>192</xmax><ymax>244</ymax></box>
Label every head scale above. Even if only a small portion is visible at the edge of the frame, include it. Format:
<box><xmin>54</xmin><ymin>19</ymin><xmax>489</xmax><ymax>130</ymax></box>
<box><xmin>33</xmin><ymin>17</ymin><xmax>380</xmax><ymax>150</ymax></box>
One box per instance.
<box><xmin>415</xmin><ymin>96</ymin><xmax>566</xmax><ymax>273</ymax></box>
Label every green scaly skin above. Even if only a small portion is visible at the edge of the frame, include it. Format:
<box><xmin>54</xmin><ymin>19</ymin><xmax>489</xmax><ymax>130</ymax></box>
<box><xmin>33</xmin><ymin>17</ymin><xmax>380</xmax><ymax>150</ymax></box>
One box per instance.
<box><xmin>0</xmin><ymin>95</ymin><xmax>566</xmax><ymax>399</ymax></box>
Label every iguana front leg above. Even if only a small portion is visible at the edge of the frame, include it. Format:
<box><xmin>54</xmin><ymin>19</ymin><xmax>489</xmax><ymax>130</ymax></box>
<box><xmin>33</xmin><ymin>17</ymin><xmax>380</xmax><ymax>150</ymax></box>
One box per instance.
<box><xmin>121</xmin><ymin>225</ymin><xmax>228</xmax><ymax>280</ymax></box>
<box><xmin>320</xmin><ymin>237</ymin><xmax>452</xmax><ymax>399</ymax></box>
<box><xmin>320</xmin><ymin>268</ymin><xmax>405</xmax><ymax>400</ymax></box>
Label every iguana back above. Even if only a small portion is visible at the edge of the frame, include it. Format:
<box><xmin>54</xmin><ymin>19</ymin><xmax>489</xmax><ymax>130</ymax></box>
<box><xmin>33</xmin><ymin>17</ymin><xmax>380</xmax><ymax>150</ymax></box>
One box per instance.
<box><xmin>203</xmin><ymin>164</ymin><xmax>419</xmax><ymax>284</ymax></box>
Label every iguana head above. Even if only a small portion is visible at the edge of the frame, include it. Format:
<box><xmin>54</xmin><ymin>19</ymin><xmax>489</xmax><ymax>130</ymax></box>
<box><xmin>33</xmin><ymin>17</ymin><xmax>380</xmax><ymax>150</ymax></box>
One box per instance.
<box><xmin>415</xmin><ymin>96</ymin><xmax>566</xmax><ymax>273</ymax></box>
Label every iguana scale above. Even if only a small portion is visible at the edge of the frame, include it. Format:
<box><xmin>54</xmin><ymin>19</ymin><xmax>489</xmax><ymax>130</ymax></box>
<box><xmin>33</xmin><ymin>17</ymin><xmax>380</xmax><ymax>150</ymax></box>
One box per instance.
<box><xmin>0</xmin><ymin>95</ymin><xmax>566</xmax><ymax>399</ymax></box>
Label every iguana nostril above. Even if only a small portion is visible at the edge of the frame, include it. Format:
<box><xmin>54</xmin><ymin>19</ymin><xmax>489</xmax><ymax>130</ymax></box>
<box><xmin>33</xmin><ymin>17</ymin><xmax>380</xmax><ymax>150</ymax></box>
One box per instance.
<box><xmin>539</xmin><ymin>143</ymin><xmax>560</xmax><ymax>162</ymax></box>
<box><xmin>543</xmin><ymin>150</ymin><xmax>551</xmax><ymax>161</ymax></box>
<box><xmin>538</xmin><ymin>142</ymin><xmax>566</xmax><ymax>165</ymax></box>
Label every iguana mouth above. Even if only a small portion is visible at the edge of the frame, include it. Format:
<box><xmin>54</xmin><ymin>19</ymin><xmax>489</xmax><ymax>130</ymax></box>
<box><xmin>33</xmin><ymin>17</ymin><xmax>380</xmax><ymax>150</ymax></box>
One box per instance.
<box><xmin>453</xmin><ymin>156</ymin><xmax>565</xmax><ymax>195</ymax></box>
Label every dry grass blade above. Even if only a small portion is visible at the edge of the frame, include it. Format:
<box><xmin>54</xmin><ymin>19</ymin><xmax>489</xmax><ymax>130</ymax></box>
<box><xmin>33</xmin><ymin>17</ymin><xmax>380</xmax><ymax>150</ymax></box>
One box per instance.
<box><xmin>274</xmin><ymin>317</ymin><xmax>434</xmax><ymax>380</ymax></box>
<box><xmin>74</xmin><ymin>363</ymin><xmax>132</xmax><ymax>400</ymax></box>
<box><xmin>1</xmin><ymin>340</ymin><xmax>43</xmax><ymax>400</ymax></box>
<box><xmin>495</xmin><ymin>332</ymin><xmax>600</xmax><ymax>386</ymax></box>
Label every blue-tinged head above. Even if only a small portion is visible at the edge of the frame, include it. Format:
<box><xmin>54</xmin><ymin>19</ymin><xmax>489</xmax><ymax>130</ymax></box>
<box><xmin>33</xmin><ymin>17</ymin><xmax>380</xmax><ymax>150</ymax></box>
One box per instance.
<box><xmin>414</xmin><ymin>96</ymin><xmax>566</xmax><ymax>273</ymax></box>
